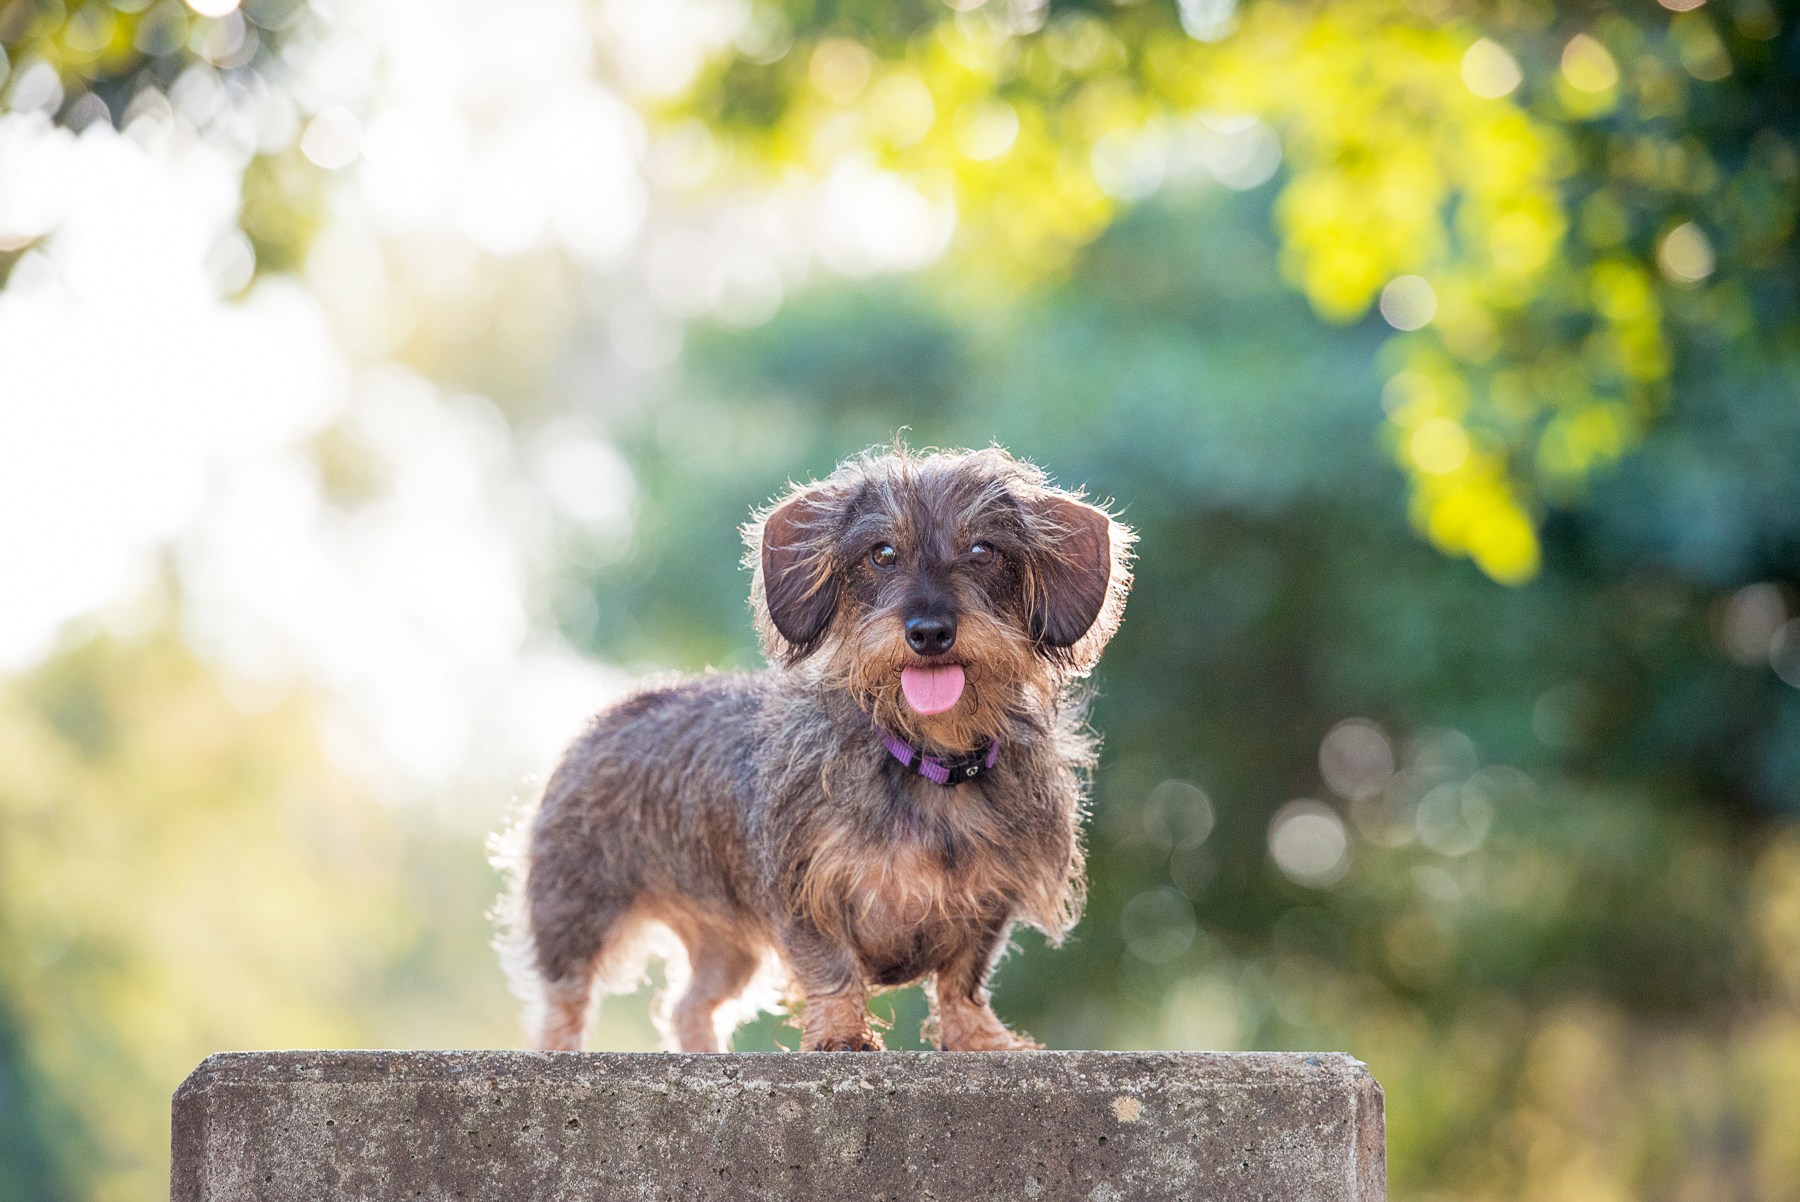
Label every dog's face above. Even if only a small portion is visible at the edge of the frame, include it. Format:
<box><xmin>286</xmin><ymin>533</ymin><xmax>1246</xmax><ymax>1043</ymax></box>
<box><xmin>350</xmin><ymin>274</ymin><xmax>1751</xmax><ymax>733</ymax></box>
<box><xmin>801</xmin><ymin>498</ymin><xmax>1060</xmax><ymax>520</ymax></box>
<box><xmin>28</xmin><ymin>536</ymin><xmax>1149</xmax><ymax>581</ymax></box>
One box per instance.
<box><xmin>746</xmin><ymin>448</ymin><xmax>1133</xmax><ymax>750</ymax></box>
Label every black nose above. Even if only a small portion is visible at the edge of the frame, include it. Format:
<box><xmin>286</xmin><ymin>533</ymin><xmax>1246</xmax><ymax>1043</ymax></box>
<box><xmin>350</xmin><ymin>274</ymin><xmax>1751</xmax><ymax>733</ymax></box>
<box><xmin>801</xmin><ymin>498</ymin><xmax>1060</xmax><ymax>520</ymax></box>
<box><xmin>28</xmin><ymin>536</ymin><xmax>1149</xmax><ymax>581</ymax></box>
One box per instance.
<box><xmin>905</xmin><ymin>615</ymin><xmax>958</xmax><ymax>655</ymax></box>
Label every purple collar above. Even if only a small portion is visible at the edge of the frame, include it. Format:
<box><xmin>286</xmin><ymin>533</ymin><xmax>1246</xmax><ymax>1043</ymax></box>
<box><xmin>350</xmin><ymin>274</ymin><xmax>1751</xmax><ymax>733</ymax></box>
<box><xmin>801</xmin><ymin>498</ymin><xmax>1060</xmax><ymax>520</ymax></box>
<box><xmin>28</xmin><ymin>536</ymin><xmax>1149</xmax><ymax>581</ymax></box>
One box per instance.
<box><xmin>880</xmin><ymin>730</ymin><xmax>1001</xmax><ymax>786</ymax></box>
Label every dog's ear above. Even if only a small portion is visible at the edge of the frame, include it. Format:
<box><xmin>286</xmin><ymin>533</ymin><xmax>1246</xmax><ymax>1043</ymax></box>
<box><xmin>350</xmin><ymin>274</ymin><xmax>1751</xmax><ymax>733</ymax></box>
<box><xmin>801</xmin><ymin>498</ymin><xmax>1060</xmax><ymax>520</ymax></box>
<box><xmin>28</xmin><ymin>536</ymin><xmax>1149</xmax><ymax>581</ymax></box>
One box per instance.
<box><xmin>759</xmin><ymin>488</ymin><xmax>841</xmax><ymax>657</ymax></box>
<box><xmin>1026</xmin><ymin>495</ymin><xmax>1115</xmax><ymax>649</ymax></box>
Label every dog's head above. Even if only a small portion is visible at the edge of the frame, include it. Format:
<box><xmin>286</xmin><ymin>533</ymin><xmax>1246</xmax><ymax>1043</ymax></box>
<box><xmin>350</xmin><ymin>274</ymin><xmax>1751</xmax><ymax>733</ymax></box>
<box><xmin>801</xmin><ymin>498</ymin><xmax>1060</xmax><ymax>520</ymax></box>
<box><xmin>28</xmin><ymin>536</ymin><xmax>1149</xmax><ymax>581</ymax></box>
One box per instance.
<box><xmin>744</xmin><ymin>446</ymin><xmax>1133</xmax><ymax>751</ymax></box>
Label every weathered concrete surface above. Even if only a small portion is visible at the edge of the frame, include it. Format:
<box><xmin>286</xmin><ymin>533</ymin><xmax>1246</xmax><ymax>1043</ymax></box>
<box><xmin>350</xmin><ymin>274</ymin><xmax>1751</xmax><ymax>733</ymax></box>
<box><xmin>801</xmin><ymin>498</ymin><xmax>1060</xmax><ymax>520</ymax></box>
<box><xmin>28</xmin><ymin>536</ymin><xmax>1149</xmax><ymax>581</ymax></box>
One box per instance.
<box><xmin>172</xmin><ymin>1050</ymin><xmax>1384</xmax><ymax>1201</ymax></box>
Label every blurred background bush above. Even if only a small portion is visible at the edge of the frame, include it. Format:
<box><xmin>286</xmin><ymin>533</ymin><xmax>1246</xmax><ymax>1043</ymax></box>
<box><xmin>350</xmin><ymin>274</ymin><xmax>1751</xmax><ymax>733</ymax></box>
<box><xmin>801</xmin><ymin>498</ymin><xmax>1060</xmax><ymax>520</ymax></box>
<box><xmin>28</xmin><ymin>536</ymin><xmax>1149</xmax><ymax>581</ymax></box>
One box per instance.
<box><xmin>4</xmin><ymin>0</ymin><xmax>1800</xmax><ymax>1196</ymax></box>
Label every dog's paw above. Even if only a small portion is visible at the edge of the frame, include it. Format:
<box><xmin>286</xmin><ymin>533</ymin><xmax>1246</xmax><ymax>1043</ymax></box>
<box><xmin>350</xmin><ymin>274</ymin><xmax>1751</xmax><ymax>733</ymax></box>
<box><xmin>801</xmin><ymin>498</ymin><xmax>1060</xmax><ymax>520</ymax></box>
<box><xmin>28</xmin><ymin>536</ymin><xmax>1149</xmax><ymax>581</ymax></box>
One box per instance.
<box><xmin>807</xmin><ymin>1031</ymin><xmax>885</xmax><ymax>1052</ymax></box>
<box><xmin>934</xmin><ymin>1000</ymin><xmax>1044</xmax><ymax>1051</ymax></box>
<box><xmin>943</xmin><ymin>1028</ymin><xmax>1041</xmax><ymax>1052</ymax></box>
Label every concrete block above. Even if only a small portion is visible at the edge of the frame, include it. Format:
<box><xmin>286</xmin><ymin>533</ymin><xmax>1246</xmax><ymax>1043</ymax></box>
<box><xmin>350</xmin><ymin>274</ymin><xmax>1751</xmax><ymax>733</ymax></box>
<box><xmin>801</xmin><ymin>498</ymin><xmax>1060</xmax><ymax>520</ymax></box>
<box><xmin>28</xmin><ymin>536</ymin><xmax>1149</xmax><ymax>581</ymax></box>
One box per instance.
<box><xmin>172</xmin><ymin>1050</ymin><xmax>1384</xmax><ymax>1201</ymax></box>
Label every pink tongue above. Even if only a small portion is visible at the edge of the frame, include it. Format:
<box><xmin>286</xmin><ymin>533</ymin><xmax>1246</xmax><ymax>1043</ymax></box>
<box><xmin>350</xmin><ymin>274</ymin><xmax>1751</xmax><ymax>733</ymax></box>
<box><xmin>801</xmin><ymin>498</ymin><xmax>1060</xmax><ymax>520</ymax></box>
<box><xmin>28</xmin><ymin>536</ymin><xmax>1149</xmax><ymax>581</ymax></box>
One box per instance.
<box><xmin>900</xmin><ymin>664</ymin><xmax>966</xmax><ymax>715</ymax></box>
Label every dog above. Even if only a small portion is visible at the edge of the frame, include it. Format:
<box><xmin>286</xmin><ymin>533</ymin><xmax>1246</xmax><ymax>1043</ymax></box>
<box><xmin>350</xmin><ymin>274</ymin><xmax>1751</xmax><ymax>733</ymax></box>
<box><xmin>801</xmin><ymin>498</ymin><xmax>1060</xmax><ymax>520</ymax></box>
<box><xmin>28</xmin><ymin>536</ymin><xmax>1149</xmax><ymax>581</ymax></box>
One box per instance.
<box><xmin>494</xmin><ymin>445</ymin><xmax>1133</xmax><ymax>1052</ymax></box>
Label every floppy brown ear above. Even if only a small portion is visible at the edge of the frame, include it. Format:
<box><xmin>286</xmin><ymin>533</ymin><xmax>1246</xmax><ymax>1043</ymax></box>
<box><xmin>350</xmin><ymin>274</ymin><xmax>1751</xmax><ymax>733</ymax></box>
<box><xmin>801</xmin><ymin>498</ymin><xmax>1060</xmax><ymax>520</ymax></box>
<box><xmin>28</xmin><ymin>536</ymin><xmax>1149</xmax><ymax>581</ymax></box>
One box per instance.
<box><xmin>1028</xmin><ymin>495</ymin><xmax>1114</xmax><ymax>649</ymax></box>
<box><xmin>760</xmin><ymin>489</ymin><xmax>840</xmax><ymax>657</ymax></box>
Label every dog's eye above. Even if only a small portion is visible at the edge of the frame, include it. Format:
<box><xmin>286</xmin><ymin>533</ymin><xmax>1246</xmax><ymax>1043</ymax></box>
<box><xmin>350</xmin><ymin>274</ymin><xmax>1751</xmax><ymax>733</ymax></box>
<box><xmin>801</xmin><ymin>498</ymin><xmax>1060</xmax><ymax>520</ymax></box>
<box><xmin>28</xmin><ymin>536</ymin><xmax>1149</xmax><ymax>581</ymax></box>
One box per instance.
<box><xmin>968</xmin><ymin>543</ymin><xmax>995</xmax><ymax>566</ymax></box>
<box><xmin>870</xmin><ymin>544</ymin><xmax>898</xmax><ymax>568</ymax></box>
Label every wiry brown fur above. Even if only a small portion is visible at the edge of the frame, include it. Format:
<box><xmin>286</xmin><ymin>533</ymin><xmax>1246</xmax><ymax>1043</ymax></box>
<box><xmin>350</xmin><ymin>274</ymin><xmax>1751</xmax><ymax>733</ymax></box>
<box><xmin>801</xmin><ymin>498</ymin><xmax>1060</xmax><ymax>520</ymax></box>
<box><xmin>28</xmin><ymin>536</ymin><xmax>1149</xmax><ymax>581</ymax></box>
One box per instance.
<box><xmin>495</xmin><ymin>445</ymin><xmax>1133</xmax><ymax>1052</ymax></box>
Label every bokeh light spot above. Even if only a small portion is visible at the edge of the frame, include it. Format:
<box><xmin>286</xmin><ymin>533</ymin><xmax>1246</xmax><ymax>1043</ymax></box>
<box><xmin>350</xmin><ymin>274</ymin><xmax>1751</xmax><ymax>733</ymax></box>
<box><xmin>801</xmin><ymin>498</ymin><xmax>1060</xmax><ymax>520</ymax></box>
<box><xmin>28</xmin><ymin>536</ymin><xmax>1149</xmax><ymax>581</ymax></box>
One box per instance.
<box><xmin>1143</xmin><ymin>780</ymin><xmax>1214</xmax><ymax>851</ymax></box>
<box><xmin>195</xmin><ymin>10</ymin><xmax>255</xmax><ymax>66</ymax></box>
<box><xmin>1721</xmin><ymin>583</ymin><xmax>1788</xmax><ymax>665</ymax></box>
<box><xmin>1120</xmin><ymin>887</ymin><xmax>1198</xmax><ymax>963</ymax></box>
<box><xmin>1409</xmin><ymin>726</ymin><xmax>1480</xmax><ymax>780</ymax></box>
<box><xmin>1416</xmin><ymin>781</ymin><xmax>1494</xmax><ymax>855</ymax></box>
<box><xmin>1672</xmin><ymin>12</ymin><xmax>1733</xmax><ymax>80</ymax></box>
<box><xmin>1379</xmin><ymin>275</ymin><xmax>1437</xmax><ymax>330</ymax></box>
<box><xmin>64</xmin><ymin>7</ymin><xmax>117</xmax><ymax>54</ymax></box>
<box><xmin>301</xmin><ymin>107</ymin><xmax>362</xmax><ymax>170</ymax></box>
<box><xmin>8</xmin><ymin>60</ymin><xmax>62</xmax><ymax>114</ymax></box>
<box><xmin>734</xmin><ymin>5</ymin><xmax>792</xmax><ymax>64</ymax></box>
<box><xmin>868</xmin><ymin>74</ymin><xmax>934</xmax><ymax>147</ymax></box>
<box><xmin>1561</xmin><ymin>34</ymin><xmax>1619</xmax><ymax>93</ymax></box>
<box><xmin>1461</xmin><ymin>39</ymin><xmax>1523</xmax><ymax>99</ymax></box>
<box><xmin>65</xmin><ymin>93</ymin><xmax>111</xmax><ymax>133</ymax></box>
<box><xmin>953</xmin><ymin>101</ymin><xmax>1018</xmax><ymax>161</ymax></box>
<box><xmin>809</xmin><ymin>39</ymin><xmax>872</xmax><ymax>106</ymax></box>
<box><xmin>1197</xmin><ymin>114</ymin><xmax>1281</xmax><ymax>190</ymax></box>
<box><xmin>205</xmin><ymin>229</ymin><xmax>255</xmax><ymax>296</ymax></box>
<box><xmin>1319</xmin><ymin>719</ymin><xmax>1395</xmax><ymax>801</ymax></box>
<box><xmin>1658</xmin><ymin>222</ymin><xmax>1715</xmax><ymax>284</ymax></box>
<box><xmin>714</xmin><ymin>252</ymin><xmax>784</xmax><ymax>328</ymax></box>
<box><xmin>1268</xmin><ymin>800</ymin><xmax>1350</xmax><ymax>888</ymax></box>
<box><xmin>1351</xmin><ymin>778</ymin><xmax>1420</xmax><ymax>849</ymax></box>
<box><xmin>135</xmin><ymin>2</ymin><xmax>188</xmax><ymax>56</ymax></box>
<box><xmin>1178</xmin><ymin>0</ymin><xmax>1239</xmax><ymax>43</ymax></box>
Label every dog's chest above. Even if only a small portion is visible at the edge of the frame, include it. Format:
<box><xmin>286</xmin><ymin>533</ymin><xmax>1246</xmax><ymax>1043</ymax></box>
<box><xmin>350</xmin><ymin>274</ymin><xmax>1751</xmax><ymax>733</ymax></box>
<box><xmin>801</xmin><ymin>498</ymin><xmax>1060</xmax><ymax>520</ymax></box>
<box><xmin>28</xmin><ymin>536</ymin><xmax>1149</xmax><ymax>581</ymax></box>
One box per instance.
<box><xmin>841</xmin><ymin>831</ymin><xmax>1008</xmax><ymax>981</ymax></box>
<box><xmin>849</xmin><ymin>841</ymin><xmax>961</xmax><ymax>926</ymax></box>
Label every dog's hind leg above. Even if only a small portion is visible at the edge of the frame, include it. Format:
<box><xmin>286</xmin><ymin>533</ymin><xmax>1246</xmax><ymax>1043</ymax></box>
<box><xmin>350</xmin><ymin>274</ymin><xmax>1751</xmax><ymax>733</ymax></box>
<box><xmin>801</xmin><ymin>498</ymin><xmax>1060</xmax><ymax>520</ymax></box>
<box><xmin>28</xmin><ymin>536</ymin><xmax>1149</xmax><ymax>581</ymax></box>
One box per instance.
<box><xmin>529</xmin><ymin>892</ymin><xmax>636</xmax><ymax>1051</ymax></box>
<box><xmin>667</xmin><ymin>926</ymin><xmax>762</xmax><ymax>1053</ymax></box>
<box><xmin>539</xmin><ymin>978</ymin><xmax>594</xmax><ymax>1052</ymax></box>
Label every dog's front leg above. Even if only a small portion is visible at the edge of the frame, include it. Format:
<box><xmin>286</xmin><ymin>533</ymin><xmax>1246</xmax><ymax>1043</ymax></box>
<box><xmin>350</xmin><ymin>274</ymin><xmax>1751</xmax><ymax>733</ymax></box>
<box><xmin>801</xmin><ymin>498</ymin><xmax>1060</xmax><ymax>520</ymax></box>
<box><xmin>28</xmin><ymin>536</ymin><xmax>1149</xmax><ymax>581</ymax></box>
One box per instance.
<box><xmin>781</xmin><ymin>925</ymin><xmax>882</xmax><ymax>1051</ymax></box>
<box><xmin>799</xmin><ymin>986</ymin><xmax>882</xmax><ymax>1051</ymax></box>
<box><xmin>931</xmin><ymin>924</ymin><xmax>1043</xmax><ymax>1052</ymax></box>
